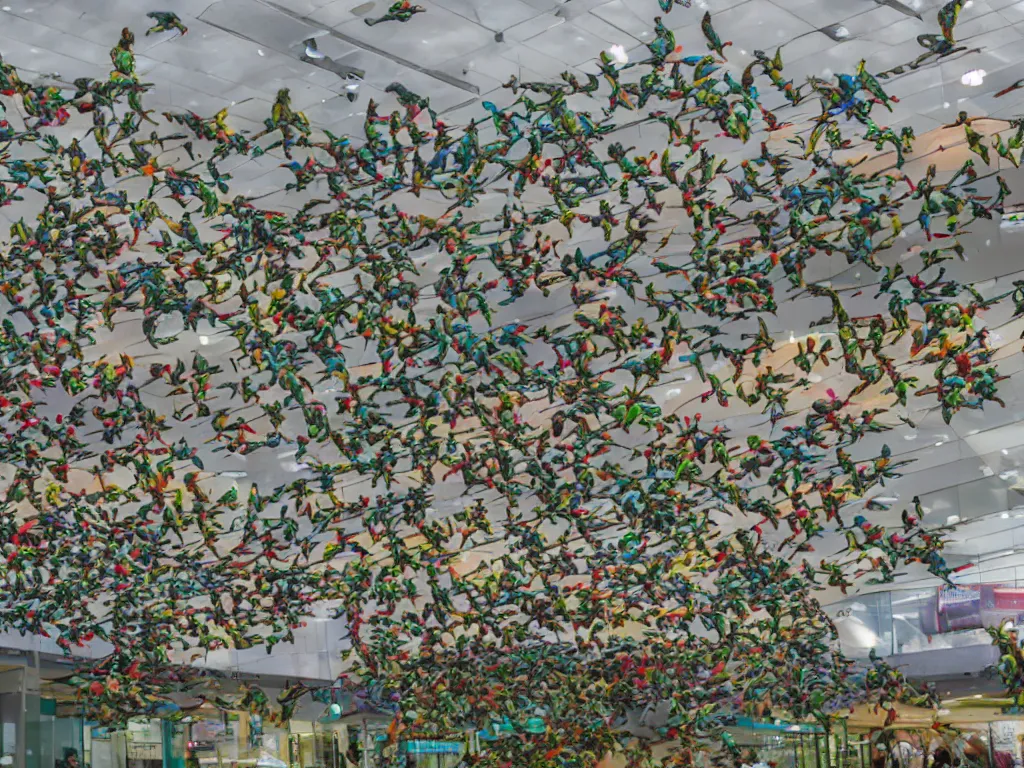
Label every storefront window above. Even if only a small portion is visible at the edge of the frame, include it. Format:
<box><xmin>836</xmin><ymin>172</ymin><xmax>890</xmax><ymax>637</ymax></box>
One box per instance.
<box><xmin>189</xmin><ymin>713</ymin><xmax>291</xmax><ymax>768</ymax></box>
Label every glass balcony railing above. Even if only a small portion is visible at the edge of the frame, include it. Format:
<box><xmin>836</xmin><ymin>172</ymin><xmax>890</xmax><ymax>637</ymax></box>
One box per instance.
<box><xmin>823</xmin><ymin>581</ymin><xmax>1024</xmax><ymax>658</ymax></box>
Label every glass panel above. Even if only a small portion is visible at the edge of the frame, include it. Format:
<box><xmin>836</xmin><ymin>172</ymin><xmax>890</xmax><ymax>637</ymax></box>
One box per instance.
<box><xmin>88</xmin><ymin>726</ymin><xmax>128</xmax><ymax>768</ymax></box>
<box><xmin>0</xmin><ymin>693</ymin><xmax>19</xmax><ymax>768</ymax></box>
<box><xmin>827</xmin><ymin>592</ymin><xmax>892</xmax><ymax>658</ymax></box>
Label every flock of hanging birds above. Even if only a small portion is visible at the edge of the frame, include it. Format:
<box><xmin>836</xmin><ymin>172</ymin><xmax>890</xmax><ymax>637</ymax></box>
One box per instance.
<box><xmin>0</xmin><ymin>0</ymin><xmax>1022</xmax><ymax>763</ymax></box>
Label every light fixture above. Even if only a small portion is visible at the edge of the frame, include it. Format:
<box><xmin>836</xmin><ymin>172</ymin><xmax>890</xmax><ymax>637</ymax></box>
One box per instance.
<box><xmin>1003</xmin><ymin>449</ymin><xmax>1010</xmax><ymax>455</ymax></box>
<box><xmin>1002</xmin><ymin>512</ymin><xmax>1011</xmax><ymax>519</ymax></box>
<box><xmin>199</xmin><ymin>335</ymin><xmax>209</xmax><ymax>345</ymax></box>
<box><xmin>946</xmin><ymin>515</ymin><xmax>960</xmax><ymax>525</ymax></box>
<box><xmin>220</xmin><ymin>471</ymin><xmax>248</xmax><ymax>479</ymax></box>
<box><xmin>935</xmin><ymin>441</ymin><xmax>944</xmax><ymax>446</ymax></box>
<box><xmin>257</xmin><ymin>49</ymin><xmax>265</xmax><ymax>56</ymax></box>
<box><xmin>608</xmin><ymin>44</ymin><xmax>629</xmax><ymax>65</ymax></box>
<box><xmin>304</xmin><ymin>39</ymin><xmax>326</xmax><ymax>59</ymax></box>
<box><xmin>961</xmin><ymin>69</ymin><xmax>986</xmax><ymax>87</ymax></box>
<box><xmin>819</xmin><ymin>24</ymin><xmax>851</xmax><ymax>41</ymax></box>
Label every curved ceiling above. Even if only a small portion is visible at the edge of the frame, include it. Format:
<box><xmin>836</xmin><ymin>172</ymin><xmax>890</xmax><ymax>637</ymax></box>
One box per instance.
<box><xmin>4</xmin><ymin>0</ymin><xmax>1024</xmax><ymax>607</ymax></box>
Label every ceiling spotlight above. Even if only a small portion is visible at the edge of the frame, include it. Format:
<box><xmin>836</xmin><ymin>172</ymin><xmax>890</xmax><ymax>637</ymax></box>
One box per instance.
<box><xmin>1003</xmin><ymin>512</ymin><xmax>1011</xmax><ymax>519</ymax></box>
<box><xmin>199</xmin><ymin>335</ymin><xmax>210</xmax><ymax>345</ymax></box>
<box><xmin>608</xmin><ymin>44</ymin><xmax>629</xmax><ymax>65</ymax></box>
<box><xmin>1003</xmin><ymin>449</ymin><xmax>1010</xmax><ymax>455</ymax></box>
<box><xmin>304</xmin><ymin>38</ymin><xmax>326</xmax><ymax>59</ymax></box>
<box><xmin>961</xmin><ymin>69</ymin><xmax>986</xmax><ymax>87</ymax></box>
<box><xmin>946</xmin><ymin>514</ymin><xmax>960</xmax><ymax>525</ymax></box>
<box><xmin>819</xmin><ymin>24</ymin><xmax>850</xmax><ymax>41</ymax></box>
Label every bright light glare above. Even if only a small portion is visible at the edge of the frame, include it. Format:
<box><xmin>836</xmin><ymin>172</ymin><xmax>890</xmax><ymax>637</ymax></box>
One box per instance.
<box><xmin>961</xmin><ymin>69</ymin><xmax>986</xmax><ymax>87</ymax></box>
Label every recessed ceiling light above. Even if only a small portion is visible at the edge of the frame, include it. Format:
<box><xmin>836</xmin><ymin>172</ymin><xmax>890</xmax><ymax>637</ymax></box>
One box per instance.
<box><xmin>608</xmin><ymin>44</ymin><xmax>628</xmax><ymax>64</ymax></box>
<box><xmin>1</xmin><ymin>6</ymin><xmax>11</xmax><ymax>10</ymax></box>
<box><xmin>199</xmin><ymin>335</ymin><xmax>209</xmax><ymax>345</ymax></box>
<box><xmin>1002</xmin><ymin>449</ymin><xmax>1009</xmax><ymax>455</ymax></box>
<box><xmin>904</xmin><ymin>433</ymin><xmax>918</xmax><ymax>441</ymax></box>
<box><xmin>946</xmin><ymin>515</ymin><xmax>960</xmax><ymax>525</ymax></box>
<box><xmin>1002</xmin><ymin>512</ymin><xmax>1011</xmax><ymax>519</ymax></box>
<box><xmin>935</xmin><ymin>441</ymin><xmax>944</xmax><ymax>447</ymax></box>
<box><xmin>220</xmin><ymin>471</ymin><xmax>248</xmax><ymax>479</ymax></box>
<box><xmin>258</xmin><ymin>49</ymin><xmax>265</xmax><ymax>56</ymax></box>
<box><xmin>961</xmin><ymin>69</ymin><xmax>986</xmax><ymax>87</ymax></box>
